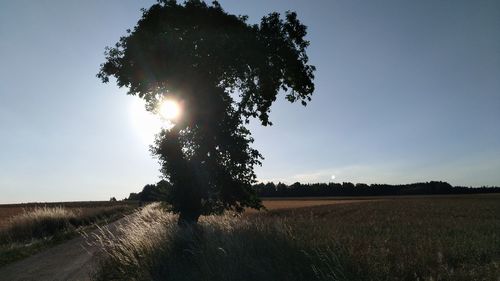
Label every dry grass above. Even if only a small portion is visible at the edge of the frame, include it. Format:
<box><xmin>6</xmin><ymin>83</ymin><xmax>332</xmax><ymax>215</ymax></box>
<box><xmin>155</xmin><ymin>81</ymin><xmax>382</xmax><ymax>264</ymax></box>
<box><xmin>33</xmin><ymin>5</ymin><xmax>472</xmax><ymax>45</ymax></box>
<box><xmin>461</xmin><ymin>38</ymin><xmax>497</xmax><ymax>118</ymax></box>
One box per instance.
<box><xmin>92</xmin><ymin>203</ymin><xmax>175</xmax><ymax>277</ymax></box>
<box><xmin>92</xmin><ymin>203</ymin><xmax>331</xmax><ymax>281</ymax></box>
<box><xmin>0</xmin><ymin>208</ymin><xmax>25</xmax><ymax>230</ymax></box>
<box><xmin>0</xmin><ymin>201</ymin><xmax>136</xmax><ymax>231</ymax></box>
<box><xmin>0</xmin><ymin>205</ymin><xmax>134</xmax><ymax>242</ymax></box>
<box><xmin>0</xmin><ymin>202</ymin><xmax>137</xmax><ymax>267</ymax></box>
<box><xmin>92</xmin><ymin>195</ymin><xmax>500</xmax><ymax>281</ymax></box>
<box><xmin>4</xmin><ymin>207</ymin><xmax>77</xmax><ymax>241</ymax></box>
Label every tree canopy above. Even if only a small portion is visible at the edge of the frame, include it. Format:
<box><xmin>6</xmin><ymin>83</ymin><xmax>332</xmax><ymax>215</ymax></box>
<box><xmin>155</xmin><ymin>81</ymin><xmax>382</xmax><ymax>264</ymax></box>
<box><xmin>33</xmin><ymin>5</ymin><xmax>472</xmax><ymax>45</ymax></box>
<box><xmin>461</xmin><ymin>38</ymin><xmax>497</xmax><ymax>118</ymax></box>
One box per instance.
<box><xmin>98</xmin><ymin>0</ymin><xmax>315</xmax><ymax>224</ymax></box>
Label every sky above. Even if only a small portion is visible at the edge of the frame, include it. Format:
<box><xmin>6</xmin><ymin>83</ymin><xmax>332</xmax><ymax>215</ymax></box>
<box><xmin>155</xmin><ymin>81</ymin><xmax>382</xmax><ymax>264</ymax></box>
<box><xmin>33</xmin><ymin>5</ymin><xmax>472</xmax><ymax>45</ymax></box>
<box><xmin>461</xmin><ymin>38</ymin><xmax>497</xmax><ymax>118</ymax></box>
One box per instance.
<box><xmin>1</xmin><ymin>0</ymin><xmax>499</xmax><ymax>203</ymax></box>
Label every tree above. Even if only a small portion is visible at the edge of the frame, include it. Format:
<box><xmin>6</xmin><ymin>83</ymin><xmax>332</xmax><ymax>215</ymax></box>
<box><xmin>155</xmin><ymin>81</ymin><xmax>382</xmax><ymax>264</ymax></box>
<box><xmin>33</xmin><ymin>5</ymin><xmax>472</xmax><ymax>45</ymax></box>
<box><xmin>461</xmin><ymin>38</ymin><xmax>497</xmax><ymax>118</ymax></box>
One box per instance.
<box><xmin>126</xmin><ymin>192</ymin><xmax>140</xmax><ymax>201</ymax></box>
<box><xmin>98</xmin><ymin>0</ymin><xmax>315</xmax><ymax>224</ymax></box>
<box><xmin>139</xmin><ymin>184</ymin><xmax>158</xmax><ymax>202</ymax></box>
<box><xmin>135</xmin><ymin>180</ymin><xmax>172</xmax><ymax>202</ymax></box>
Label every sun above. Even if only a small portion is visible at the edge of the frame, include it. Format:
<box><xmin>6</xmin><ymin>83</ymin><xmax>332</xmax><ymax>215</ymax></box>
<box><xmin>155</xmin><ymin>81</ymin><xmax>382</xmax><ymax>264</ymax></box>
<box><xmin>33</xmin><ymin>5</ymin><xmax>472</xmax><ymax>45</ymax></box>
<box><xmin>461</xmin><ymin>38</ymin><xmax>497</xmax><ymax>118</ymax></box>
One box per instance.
<box><xmin>159</xmin><ymin>99</ymin><xmax>181</xmax><ymax>120</ymax></box>
<box><xmin>129</xmin><ymin>97</ymin><xmax>180</xmax><ymax>145</ymax></box>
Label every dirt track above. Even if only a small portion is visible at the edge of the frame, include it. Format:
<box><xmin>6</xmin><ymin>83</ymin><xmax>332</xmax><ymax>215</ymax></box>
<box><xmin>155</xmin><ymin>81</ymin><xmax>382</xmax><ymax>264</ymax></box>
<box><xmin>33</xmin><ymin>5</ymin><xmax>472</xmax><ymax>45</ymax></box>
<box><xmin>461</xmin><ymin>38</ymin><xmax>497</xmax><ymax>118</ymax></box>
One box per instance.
<box><xmin>0</xmin><ymin>221</ymin><xmax>121</xmax><ymax>281</ymax></box>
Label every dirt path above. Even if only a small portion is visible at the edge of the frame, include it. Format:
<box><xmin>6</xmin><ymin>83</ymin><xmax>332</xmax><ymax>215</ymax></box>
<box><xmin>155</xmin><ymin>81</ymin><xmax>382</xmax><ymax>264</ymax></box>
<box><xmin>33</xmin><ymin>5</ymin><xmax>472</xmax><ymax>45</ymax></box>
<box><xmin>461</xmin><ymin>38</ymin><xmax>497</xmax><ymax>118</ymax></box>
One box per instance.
<box><xmin>0</xmin><ymin>220</ymin><xmax>121</xmax><ymax>281</ymax></box>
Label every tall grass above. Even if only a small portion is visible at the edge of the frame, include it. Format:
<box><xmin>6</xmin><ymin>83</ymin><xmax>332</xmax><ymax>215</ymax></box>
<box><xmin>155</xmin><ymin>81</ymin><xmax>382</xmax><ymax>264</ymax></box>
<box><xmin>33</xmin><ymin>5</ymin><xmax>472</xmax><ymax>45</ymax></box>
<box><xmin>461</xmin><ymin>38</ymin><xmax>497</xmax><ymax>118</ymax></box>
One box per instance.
<box><xmin>0</xmin><ymin>205</ymin><xmax>133</xmax><ymax>244</ymax></box>
<box><xmin>0</xmin><ymin>204</ymin><xmax>136</xmax><ymax>267</ymax></box>
<box><xmin>0</xmin><ymin>207</ymin><xmax>78</xmax><ymax>243</ymax></box>
<box><xmin>0</xmin><ymin>207</ymin><xmax>76</xmax><ymax>243</ymax></box>
<box><xmin>92</xmin><ymin>197</ymin><xmax>500</xmax><ymax>281</ymax></box>
<box><xmin>92</xmin><ymin>203</ymin><xmax>345</xmax><ymax>281</ymax></box>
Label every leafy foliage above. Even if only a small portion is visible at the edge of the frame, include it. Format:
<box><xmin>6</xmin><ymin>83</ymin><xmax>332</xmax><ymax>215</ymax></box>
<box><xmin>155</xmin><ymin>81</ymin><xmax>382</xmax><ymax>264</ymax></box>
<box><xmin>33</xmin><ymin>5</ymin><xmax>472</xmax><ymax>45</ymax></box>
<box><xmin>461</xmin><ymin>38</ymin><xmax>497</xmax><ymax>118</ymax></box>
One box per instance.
<box><xmin>98</xmin><ymin>0</ymin><xmax>315</xmax><ymax>222</ymax></box>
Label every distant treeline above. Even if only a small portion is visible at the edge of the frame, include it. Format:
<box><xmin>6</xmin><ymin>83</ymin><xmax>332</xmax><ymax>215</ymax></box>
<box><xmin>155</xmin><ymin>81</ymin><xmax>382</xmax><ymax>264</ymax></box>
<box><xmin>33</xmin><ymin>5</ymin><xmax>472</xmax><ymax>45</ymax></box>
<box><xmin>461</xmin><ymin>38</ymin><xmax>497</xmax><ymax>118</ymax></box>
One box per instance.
<box><xmin>126</xmin><ymin>180</ymin><xmax>500</xmax><ymax>202</ymax></box>
<box><xmin>253</xmin><ymin>181</ymin><xmax>500</xmax><ymax>197</ymax></box>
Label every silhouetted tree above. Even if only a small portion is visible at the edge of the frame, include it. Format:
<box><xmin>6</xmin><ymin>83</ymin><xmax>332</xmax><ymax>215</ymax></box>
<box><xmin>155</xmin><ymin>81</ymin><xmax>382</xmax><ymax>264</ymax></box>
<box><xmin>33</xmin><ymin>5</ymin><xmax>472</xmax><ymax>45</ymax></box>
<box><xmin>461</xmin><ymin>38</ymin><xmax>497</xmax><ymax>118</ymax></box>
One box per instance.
<box><xmin>126</xmin><ymin>192</ymin><xmax>140</xmax><ymax>201</ymax></box>
<box><xmin>98</xmin><ymin>0</ymin><xmax>315</xmax><ymax>224</ymax></box>
<box><xmin>137</xmin><ymin>181</ymin><xmax>172</xmax><ymax>202</ymax></box>
<box><xmin>139</xmin><ymin>184</ymin><xmax>157</xmax><ymax>202</ymax></box>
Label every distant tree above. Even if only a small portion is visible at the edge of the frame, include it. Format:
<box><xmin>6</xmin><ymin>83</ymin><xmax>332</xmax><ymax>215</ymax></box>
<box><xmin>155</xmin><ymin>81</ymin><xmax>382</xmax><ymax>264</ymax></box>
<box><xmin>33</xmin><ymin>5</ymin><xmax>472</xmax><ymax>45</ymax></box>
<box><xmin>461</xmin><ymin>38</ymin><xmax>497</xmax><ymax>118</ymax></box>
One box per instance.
<box><xmin>342</xmin><ymin>182</ymin><xmax>355</xmax><ymax>189</ymax></box>
<box><xmin>109</xmin><ymin>197</ymin><xmax>117</xmax><ymax>202</ymax></box>
<box><xmin>276</xmin><ymin>182</ymin><xmax>289</xmax><ymax>195</ymax></box>
<box><xmin>98</xmin><ymin>0</ymin><xmax>315</xmax><ymax>224</ymax></box>
<box><xmin>138</xmin><ymin>180</ymin><xmax>172</xmax><ymax>202</ymax></box>
<box><xmin>126</xmin><ymin>192</ymin><xmax>140</xmax><ymax>201</ymax></box>
<box><xmin>355</xmin><ymin>183</ymin><xmax>369</xmax><ymax>189</ymax></box>
<box><xmin>139</xmin><ymin>184</ymin><xmax>157</xmax><ymax>202</ymax></box>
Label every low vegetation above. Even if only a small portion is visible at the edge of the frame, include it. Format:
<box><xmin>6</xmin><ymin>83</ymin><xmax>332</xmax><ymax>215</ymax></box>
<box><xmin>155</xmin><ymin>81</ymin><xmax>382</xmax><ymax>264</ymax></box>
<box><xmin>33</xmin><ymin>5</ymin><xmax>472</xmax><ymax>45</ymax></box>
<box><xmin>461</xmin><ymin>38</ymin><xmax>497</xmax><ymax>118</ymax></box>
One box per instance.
<box><xmin>93</xmin><ymin>203</ymin><xmax>333</xmax><ymax>281</ymax></box>
<box><xmin>0</xmin><ymin>202</ymin><xmax>136</xmax><ymax>267</ymax></box>
<box><xmin>92</xmin><ymin>195</ymin><xmax>500</xmax><ymax>281</ymax></box>
<box><xmin>2</xmin><ymin>206</ymin><xmax>77</xmax><ymax>242</ymax></box>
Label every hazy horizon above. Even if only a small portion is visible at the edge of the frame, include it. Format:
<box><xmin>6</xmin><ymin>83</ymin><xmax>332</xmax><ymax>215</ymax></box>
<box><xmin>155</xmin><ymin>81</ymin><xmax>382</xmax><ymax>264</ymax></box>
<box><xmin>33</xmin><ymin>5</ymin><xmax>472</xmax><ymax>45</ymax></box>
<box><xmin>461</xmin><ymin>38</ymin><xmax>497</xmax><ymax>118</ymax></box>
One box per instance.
<box><xmin>1</xmin><ymin>0</ymin><xmax>499</xmax><ymax>203</ymax></box>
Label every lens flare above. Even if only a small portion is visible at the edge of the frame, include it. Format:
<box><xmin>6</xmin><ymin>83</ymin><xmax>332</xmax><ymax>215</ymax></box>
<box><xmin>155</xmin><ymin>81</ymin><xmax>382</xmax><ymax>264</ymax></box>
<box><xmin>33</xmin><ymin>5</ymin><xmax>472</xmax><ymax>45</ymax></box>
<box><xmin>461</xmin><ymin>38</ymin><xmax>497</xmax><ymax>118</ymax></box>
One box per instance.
<box><xmin>159</xmin><ymin>99</ymin><xmax>180</xmax><ymax>120</ymax></box>
<box><xmin>129</xmin><ymin>97</ymin><xmax>178</xmax><ymax>145</ymax></box>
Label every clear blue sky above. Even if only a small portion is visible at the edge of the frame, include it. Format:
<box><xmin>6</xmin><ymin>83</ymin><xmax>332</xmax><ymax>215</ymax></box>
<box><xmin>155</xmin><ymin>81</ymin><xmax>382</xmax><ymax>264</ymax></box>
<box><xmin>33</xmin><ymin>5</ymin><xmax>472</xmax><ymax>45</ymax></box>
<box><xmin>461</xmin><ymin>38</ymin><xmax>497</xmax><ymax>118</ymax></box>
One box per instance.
<box><xmin>1</xmin><ymin>0</ymin><xmax>499</xmax><ymax>203</ymax></box>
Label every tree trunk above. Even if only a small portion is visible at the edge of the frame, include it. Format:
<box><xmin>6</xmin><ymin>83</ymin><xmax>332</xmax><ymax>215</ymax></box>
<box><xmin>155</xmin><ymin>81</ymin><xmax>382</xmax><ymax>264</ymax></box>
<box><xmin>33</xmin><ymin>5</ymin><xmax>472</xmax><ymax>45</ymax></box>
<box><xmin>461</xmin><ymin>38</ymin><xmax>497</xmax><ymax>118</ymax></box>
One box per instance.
<box><xmin>177</xmin><ymin>209</ymin><xmax>201</xmax><ymax>226</ymax></box>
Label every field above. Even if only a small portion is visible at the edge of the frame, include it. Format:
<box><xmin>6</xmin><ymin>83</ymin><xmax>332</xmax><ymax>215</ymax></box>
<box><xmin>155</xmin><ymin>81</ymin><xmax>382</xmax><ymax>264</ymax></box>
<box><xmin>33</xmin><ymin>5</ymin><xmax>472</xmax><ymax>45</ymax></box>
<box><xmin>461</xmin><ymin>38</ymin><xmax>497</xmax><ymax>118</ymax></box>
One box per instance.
<box><xmin>0</xmin><ymin>201</ymin><xmax>136</xmax><ymax>230</ymax></box>
<box><xmin>0</xmin><ymin>201</ymin><xmax>137</xmax><ymax>267</ymax></box>
<box><xmin>258</xmin><ymin>198</ymin><xmax>380</xmax><ymax>211</ymax></box>
<box><xmin>259</xmin><ymin>193</ymin><xmax>500</xmax><ymax>210</ymax></box>
<box><xmin>92</xmin><ymin>194</ymin><xmax>500</xmax><ymax>281</ymax></box>
<box><xmin>0</xmin><ymin>199</ymin><xmax>368</xmax><ymax>229</ymax></box>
